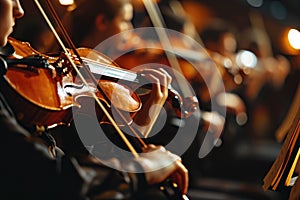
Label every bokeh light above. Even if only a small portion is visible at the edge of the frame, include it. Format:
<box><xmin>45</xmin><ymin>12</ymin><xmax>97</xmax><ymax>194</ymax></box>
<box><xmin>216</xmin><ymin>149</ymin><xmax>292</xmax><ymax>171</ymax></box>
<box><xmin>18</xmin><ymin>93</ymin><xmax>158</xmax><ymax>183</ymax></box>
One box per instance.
<box><xmin>59</xmin><ymin>0</ymin><xmax>73</xmax><ymax>6</ymax></box>
<box><xmin>288</xmin><ymin>28</ymin><xmax>300</xmax><ymax>50</ymax></box>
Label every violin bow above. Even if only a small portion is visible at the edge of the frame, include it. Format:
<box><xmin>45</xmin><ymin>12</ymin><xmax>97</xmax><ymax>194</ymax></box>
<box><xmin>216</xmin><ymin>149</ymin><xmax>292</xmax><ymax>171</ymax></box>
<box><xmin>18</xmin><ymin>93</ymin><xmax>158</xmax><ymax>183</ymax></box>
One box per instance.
<box><xmin>168</xmin><ymin>0</ymin><xmax>204</xmax><ymax>46</ymax></box>
<box><xmin>142</xmin><ymin>0</ymin><xmax>195</xmax><ymax>99</ymax></box>
<box><xmin>33</xmin><ymin>1</ymin><xmax>188</xmax><ymax>199</ymax></box>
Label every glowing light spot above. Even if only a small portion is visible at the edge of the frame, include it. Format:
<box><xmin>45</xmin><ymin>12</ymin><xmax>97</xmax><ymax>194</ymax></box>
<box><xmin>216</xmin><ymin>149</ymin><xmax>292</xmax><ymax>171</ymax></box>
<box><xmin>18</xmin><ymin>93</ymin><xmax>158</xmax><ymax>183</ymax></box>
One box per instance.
<box><xmin>236</xmin><ymin>50</ymin><xmax>257</xmax><ymax>68</ymax></box>
<box><xmin>59</xmin><ymin>0</ymin><xmax>74</xmax><ymax>6</ymax></box>
<box><xmin>288</xmin><ymin>29</ymin><xmax>300</xmax><ymax>50</ymax></box>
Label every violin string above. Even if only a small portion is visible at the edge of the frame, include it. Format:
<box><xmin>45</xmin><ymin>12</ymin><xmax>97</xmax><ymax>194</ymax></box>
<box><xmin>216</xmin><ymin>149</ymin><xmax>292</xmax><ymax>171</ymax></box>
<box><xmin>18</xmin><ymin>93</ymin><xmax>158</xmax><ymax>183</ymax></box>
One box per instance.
<box><xmin>33</xmin><ymin>0</ymin><xmax>142</xmax><ymax>158</ymax></box>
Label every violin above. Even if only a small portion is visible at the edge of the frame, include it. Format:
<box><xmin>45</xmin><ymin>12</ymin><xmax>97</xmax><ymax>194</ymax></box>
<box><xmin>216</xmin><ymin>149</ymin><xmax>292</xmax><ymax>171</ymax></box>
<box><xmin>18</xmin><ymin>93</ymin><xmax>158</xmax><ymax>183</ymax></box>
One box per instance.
<box><xmin>0</xmin><ymin>37</ymin><xmax>138</xmax><ymax>129</ymax></box>
<box><xmin>0</xmin><ymin>37</ymin><xmax>196</xmax><ymax>130</ymax></box>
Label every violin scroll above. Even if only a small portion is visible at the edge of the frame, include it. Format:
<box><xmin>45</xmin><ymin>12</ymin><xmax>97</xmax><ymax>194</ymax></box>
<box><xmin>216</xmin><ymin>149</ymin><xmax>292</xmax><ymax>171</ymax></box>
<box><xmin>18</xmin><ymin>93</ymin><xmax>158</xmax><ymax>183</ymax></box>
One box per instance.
<box><xmin>167</xmin><ymin>87</ymin><xmax>198</xmax><ymax>119</ymax></box>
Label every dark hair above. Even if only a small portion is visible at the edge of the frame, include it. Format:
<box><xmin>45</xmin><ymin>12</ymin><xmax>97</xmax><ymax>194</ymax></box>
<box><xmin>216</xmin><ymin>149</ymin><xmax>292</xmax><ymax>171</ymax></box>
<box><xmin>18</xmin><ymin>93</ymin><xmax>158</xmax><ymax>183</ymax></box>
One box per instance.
<box><xmin>65</xmin><ymin>0</ymin><xmax>129</xmax><ymax>46</ymax></box>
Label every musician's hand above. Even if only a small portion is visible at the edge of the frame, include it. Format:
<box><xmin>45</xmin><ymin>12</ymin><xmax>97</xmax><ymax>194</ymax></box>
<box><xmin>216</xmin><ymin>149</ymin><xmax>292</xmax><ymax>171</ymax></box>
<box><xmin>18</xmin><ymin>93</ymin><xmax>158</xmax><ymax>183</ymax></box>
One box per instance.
<box><xmin>133</xmin><ymin>68</ymin><xmax>172</xmax><ymax>137</ymax></box>
<box><xmin>139</xmin><ymin>68</ymin><xmax>172</xmax><ymax>104</ymax></box>
<box><xmin>136</xmin><ymin>144</ymin><xmax>189</xmax><ymax>195</ymax></box>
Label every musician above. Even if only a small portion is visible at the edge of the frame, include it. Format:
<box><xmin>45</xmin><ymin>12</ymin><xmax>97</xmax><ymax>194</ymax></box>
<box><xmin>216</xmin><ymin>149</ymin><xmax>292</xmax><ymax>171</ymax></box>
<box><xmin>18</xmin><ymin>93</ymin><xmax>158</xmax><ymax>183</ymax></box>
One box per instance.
<box><xmin>0</xmin><ymin>0</ymin><xmax>188</xmax><ymax>199</ymax></box>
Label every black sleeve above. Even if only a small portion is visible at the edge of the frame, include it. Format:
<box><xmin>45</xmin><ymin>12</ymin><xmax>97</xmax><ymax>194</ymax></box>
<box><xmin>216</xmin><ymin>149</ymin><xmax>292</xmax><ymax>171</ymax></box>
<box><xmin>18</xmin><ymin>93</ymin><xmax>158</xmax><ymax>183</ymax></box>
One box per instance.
<box><xmin>0</xmin><ymin>93</ymin><xmax>138</xmax><ymax>200</ymax></box>
<box><xmin>0</xmin><ymin>92</ymin><xmax>162</xmax><ymax>200</ymax></box>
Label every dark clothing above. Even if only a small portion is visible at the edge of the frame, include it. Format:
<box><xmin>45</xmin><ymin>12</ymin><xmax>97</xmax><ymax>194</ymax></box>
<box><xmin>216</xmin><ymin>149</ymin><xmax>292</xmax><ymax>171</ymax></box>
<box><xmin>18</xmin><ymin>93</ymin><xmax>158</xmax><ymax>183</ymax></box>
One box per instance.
<box><xmin>0</xmin><ymin>92</ymin><xmax>145</xmax><ymax>200</ymax></box>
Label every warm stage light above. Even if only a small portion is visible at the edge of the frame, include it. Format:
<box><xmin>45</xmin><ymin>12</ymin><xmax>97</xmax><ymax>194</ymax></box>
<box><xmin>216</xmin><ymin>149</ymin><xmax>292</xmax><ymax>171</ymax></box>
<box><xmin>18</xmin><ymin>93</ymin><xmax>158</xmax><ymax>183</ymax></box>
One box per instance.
<box><xmin>59</xmin><ymin>0</ymin><xmax>74</xmax><ymax>6</ymax></box>
<box><xmin>288</xmin><ymin>28</ymin><xmax>300</xmax><ymax>50</ymax></box>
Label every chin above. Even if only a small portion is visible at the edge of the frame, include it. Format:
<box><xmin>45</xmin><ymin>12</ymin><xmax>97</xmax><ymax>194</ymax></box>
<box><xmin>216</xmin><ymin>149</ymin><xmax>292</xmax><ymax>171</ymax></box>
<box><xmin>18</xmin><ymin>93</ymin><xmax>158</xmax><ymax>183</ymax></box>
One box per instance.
<box><xmin>0</xmin><ymin>38</ymin><xmax>8</xmax><ymax>47</ymax></box>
